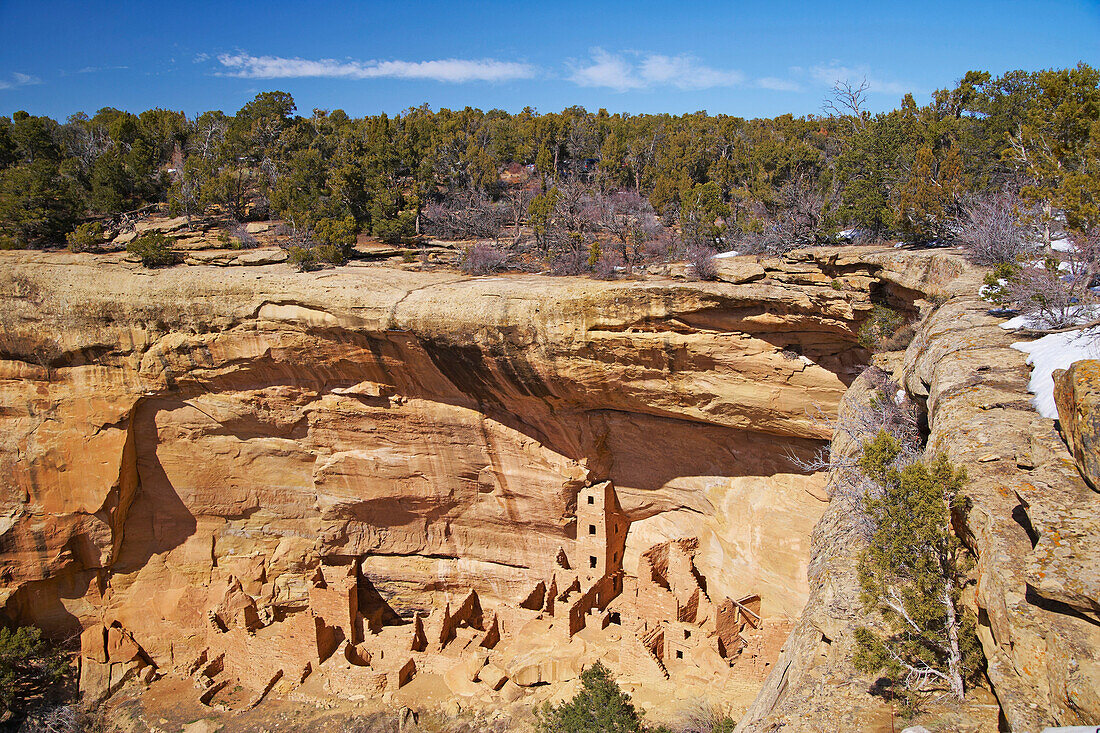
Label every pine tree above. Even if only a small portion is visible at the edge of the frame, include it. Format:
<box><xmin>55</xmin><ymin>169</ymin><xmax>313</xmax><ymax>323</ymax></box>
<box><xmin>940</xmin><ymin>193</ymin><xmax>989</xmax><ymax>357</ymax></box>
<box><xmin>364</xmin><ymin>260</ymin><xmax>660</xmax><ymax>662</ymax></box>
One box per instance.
<box><xmin>853</xmin><ymin>431</ymin><xmax>983</xmax><ymax>709</ymax></box>
<box><xmin>1008</xmin><ymin>62</ymin><xmax>1100</xmax><ymax>238</ymax></box>
<box><xmin>895</xmin><ymin>144</ymin><xmax>964</xmax><ymax>243</ymax></box>
<box><xmin>537</xmin><ymin>661</ymin><xmax>666</xmax><ymax>733</ymax></box>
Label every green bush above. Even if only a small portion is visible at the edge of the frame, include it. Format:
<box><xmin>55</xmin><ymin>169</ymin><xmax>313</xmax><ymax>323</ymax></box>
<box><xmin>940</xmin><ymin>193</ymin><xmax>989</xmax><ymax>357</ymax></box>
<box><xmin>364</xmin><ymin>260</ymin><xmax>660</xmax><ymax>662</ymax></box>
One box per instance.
<box><xmin>0</xmin><ymin>625</ymin><xmax>70</xmax><ymax>719</ymax></box>
<box><xmin>980</xmin><ymin>262</ymin><xmax>1021</xmax><ymax>307</ymax></box>
<box><xmin>858</xmin><ymin>304</ymin><xmax>908</xmax><ymax>351</ymax></box>
<box><xmin>126</xmin><ymin>232</ymin><xmax>178</xmax><ymax>268</ymax></box>
<box><xmin>313</xmin><ymin>215</ymin><xmax>358</xmax><ymax>250</ymax></box>
<box><xmin>537</xmin><ymin>661</ymin><xmax>668</xmax><ymax>733</ymax></box>
<box><xmin>287</xmin><ymin>242</ymin><xmax>348</xmax><ymax>272</ymax></box>
<box><xmin>65</xmin><ymin>221</ymin><xmax>104</xmax><ymax>252</ymax></box>
<box><xmin>287</xmin><ymin>245</ymin><xmax>321</xmax><ymax>272</ymax></box>
<box><xmin>373</xmin><ymin>209</ymin><xmax>416</xmax><ymax>245</ymax></box>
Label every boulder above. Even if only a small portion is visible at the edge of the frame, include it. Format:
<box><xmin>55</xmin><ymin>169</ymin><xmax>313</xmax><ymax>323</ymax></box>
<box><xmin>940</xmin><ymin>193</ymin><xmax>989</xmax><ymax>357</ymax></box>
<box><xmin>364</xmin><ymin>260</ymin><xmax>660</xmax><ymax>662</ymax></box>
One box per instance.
<box><xmin>236</xmin><ymin>248</ymin><xmax>288</xmax><ymax>266</ymax></box>
<box><xmin>477</xmin><ymin>662</ymin><xmax>508</xmax><ymax>691</ymax></box>
<box><xmin>714</xmin><ymin>260</ymin><xmax>767</xmax><ymax>285</ymax></box>
<box><xmin>1053</xmin><ymin>360</ymin><xmax>1100</xmax><ymax>491</ymax></box>
<box><xmin>80</xmin><ymin>624</ymin><xmax>107</xmax><ymax>664</ymax></box>
<box><xmin>106</xmin><ymin>626</ymin><xmax>142</xmax><ymax>663</ymax></box>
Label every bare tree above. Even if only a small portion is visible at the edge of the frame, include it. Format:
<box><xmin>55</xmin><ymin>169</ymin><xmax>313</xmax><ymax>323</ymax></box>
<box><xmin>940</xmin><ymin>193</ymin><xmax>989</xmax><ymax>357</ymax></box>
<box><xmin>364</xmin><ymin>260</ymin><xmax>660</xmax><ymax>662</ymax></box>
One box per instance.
<box><xmin>596</xmin><ymin>191</ymin><xmax>663</xmax><ymax>273</ymax></box>
<box><xmin>424</xmin><ymin>190</ymin><xmax>505</xmax><ymax>241</ymax></box>
<box><xmin>823</xmin><ymin>77</ymin><xmax>871</xmax><ymax>130</ymax></box>
<box><xmin>775</xmin><ymin>172</ymin><xmax>829</xmax><ymax>243</ymax></box>
<box><xmin>502</xmin><ymin>185</ymin><xmax>535</xmax><ymax>246</ymax></box>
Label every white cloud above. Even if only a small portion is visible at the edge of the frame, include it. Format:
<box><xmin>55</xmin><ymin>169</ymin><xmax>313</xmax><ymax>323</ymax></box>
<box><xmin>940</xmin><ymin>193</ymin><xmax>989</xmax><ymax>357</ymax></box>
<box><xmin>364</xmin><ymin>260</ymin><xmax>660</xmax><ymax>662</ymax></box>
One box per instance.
<box><xmin>0</xmin><ymin>72</ymin><xmax>42</xmax><ymax>90</ymax></box>
<box><xmin>569</xmin><ymin>49</ymin><xmax>644</xmax><ymax>91</ymax></box>
<box><xmin>77</xmin><ymin>65</ymin><xmax>128</xmax><ymax>74</ymax></box>
<box><xmin>809</xmin><ymin>62</ymin><xmax>912</xmax><ymax>95</ymax></box>
<box><xmin>215</xmin><ymin>53</ymin><xmax>536</xmax><ymax>83</ymax></box>
<box><xmin>568</xmin><ymin>49</ymin><xmax>744</xmax><ymax>91</ymax></box>
<box><xmin>755</xmin><ymin>76</ymin><xmax>803</xmax><ymax>92</ymax></box>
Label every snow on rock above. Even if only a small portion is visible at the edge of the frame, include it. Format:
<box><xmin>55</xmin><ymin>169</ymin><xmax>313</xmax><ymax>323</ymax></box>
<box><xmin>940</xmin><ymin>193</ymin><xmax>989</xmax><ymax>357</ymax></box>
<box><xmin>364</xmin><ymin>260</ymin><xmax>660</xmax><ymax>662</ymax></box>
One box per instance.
<box><xmin>1022</xmin><ymin>258</ymin><xmax>1072</xmax><ymax>272</ymax></box>
<box><xmin>712</xmin><ymin>250</ymin><xmax>741</xmax><ymax>259</ymax></box>
<box><xmin>999</xmin><ymin>304</ymin><xmax>1100</xmax><ymax>331</ymax></box>
<box><xmin>1050</xmin><ymin>236</ymin><xmax>1075</xmax><ymax>253</ymax></box>
<box><xmin>979</xmin><ymin>278</ymin><xmax>1007</xmax><ymax>300</ymax></box>
<box><xmin>1011</xmin><ymin>328</ymin><xmax>1100</xmax><ymax>418</ymax></box>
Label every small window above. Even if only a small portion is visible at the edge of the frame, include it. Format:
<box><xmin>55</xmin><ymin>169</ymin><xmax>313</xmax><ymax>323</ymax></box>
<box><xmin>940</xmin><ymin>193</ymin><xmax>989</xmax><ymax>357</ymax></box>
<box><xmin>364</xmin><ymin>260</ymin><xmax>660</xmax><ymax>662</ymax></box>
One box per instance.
<box><xmin>587</xmin><ymin>496</ymin><xmax>594</xmax><ymax>505</ymax></box>
<box><xmin>675</xmin><ymin>650</ymin><xmax>683</xmax><ymax>660</ymax></box>
<box><xmin>589</xmin><ymin>524</ymin><xmax>596</xmax><ymax>535</ymax></box>
<box><xmin>684</xmin><ymin>630</ymin><xmax>691</xmax><ymax>639</ymax></box>
<box><xmin>589</xmin><ymin>556</ymin><xmax>598</xmax><ymax>568</ymax></box>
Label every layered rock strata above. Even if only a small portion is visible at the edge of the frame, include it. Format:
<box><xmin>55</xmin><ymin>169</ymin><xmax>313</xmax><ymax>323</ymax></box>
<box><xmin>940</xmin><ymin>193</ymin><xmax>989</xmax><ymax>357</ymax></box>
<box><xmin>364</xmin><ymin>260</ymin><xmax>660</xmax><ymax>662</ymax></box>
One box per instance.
<box><xmin>738</xmin><ymin>268</ymin><xmax>1100</xmax><ymax>732</ymax></box>
<box><xmin>0</xmin><ymin>247</ymin><xmax>950</xmax><ymax>712</ymax></box>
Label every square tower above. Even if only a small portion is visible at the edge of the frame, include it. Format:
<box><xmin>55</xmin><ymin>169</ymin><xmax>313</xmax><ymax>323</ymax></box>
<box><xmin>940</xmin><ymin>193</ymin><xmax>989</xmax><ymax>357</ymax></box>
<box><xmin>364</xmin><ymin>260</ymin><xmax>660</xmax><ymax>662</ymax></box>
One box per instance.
<box><xmin>574</xmin><ymin>481</ymin><xmax>628</xmax><ymax>583</ymax></box>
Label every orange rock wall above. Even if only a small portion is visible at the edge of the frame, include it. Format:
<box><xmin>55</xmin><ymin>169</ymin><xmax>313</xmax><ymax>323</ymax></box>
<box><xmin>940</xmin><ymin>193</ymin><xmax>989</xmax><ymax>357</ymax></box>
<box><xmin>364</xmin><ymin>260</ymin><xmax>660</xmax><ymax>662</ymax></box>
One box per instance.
<box><xmin>0</xmin><ymin>250</ymin><xmax>924</xmax><ymax>701</ymax></box>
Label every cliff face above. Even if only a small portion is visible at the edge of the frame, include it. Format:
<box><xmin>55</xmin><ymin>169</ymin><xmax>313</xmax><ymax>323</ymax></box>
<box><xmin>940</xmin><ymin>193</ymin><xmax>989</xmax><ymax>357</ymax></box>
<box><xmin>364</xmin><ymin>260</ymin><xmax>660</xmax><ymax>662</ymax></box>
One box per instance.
<box><xmin>737</xmin><ymin>270</ymin><xmax>1100</xmax><ymax>732</ymax></box>
<box><xmin>0</xmin><ymin>247</ymin><xmax>946</xmax><ymax>715</ymax></box>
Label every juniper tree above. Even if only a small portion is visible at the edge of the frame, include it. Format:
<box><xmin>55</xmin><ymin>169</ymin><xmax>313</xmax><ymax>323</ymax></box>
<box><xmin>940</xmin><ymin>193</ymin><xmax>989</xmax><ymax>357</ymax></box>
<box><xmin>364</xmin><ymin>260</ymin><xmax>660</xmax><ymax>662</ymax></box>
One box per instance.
<box><xmin>537</xmin><ymin>661</ymin><xmax>668</xmax><ymax>733</ymax></box>
<box><xmin>0</xmin><ymin>625</ymin><xmax>70</xmax><ymax>720</ymax></box>
<box><xmin>853</xmin><ymin>430</ymin><xmax>983</xmax><ymax>707</ymax></box>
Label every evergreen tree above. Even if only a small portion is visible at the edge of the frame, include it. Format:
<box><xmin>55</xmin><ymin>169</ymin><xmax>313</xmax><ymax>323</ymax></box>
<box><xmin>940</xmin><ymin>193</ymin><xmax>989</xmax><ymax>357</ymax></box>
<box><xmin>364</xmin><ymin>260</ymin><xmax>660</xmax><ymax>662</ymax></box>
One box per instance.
<box><xmin>853</xmin><ymin>431</ymin><xmax>983</xmax><ymax>709</ymax></box>
<box><xmin>895</xmin><ymin>144</ymin><xmax>964</xmax><ymax>242</ymax></box>
<box><xmin>537</xmin><ymin>661</ymin><xmax>666</xmax><ymax>733</ymax></box>
<box><xmin>1008</xmin><ymin>62</ymin><xmax>1100</xmax><ymax>237</ymax></box>
<box><xmin>0</xmin><ymin>625</ymin><xmax>70</xmax><ymax>720</ymax></box>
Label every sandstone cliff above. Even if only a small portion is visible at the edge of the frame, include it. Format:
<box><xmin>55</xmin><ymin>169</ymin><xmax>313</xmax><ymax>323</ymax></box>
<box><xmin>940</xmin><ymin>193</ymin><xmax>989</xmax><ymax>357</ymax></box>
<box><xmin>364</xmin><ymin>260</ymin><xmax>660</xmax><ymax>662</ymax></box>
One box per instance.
<box><xmin>0</xmin><ymin>246</ymin><xmax>955</xmax><ymax>719</ymax></box>
<box><xmin>737</xmin><ymin>264</ymin><xmax>1100</xmax><ymax>732</ymax></box>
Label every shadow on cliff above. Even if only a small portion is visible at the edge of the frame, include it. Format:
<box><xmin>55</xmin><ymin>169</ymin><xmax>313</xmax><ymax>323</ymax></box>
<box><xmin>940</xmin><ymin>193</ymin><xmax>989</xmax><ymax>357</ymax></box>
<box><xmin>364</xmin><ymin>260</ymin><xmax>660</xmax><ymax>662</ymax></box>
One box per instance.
<box><xmin>110</xmin><ymin>399</ymin><xmax>198</xmax><ymax>573</ymax></box>
<box><xmin>2</xmin><ymin>569</ymin><xmax>97</xmax><ymax>640</ymax></box>
<box><xmin>589</xmin><ymin>409</ymin><xmax>828</xmax><ymax>494</ymax></box>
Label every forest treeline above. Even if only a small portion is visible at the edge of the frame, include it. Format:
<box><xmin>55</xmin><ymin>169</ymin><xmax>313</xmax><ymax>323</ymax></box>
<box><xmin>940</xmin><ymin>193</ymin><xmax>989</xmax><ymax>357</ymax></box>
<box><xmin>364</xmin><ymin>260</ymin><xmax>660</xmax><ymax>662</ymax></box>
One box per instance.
<box><xmin>0</xmin><ymin>63</ymin><xmax>1097</xmax><ymax>274</ymax></box>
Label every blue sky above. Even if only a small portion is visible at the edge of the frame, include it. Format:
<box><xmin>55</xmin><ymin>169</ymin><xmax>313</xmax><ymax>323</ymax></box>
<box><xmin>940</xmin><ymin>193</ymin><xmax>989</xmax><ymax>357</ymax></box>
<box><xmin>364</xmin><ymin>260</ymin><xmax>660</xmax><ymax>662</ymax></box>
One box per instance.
<box><xmin>1</xmin><ymin>0</ymin><xmax>1097</xmax><ymax>120</ymax></box>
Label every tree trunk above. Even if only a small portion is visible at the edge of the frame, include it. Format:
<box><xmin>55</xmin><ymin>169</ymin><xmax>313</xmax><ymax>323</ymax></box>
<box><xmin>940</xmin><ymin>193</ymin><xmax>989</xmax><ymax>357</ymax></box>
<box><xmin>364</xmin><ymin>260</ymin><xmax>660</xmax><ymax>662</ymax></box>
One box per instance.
<box><xmin>1043</xmin><ymin>201</ymin><xmax>1053</xmax><ymax>247</ymax></box>
<box><xmin>943</xmin><ymin>583</ymin><xmax>965</xmax><ymax>700</ymax></box>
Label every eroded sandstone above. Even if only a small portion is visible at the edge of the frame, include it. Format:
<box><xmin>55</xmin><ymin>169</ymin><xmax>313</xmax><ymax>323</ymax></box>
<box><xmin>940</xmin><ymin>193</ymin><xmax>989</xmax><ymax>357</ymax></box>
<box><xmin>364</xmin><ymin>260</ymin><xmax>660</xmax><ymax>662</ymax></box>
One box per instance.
<box><xmin>0</xmin><ymin>247</ymin><xmax>952</xmax><ymax>717</ymax></box>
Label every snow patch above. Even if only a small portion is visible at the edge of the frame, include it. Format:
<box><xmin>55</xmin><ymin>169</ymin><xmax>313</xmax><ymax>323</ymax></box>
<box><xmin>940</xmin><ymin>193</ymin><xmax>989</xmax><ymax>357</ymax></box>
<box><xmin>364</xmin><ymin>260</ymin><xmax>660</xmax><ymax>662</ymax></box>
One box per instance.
<box><xmin>1050</xmin><ymin>236</ymin><xmax>1075</xmax><ymax>253</ymax></box>
<box><xmin>999</xmin><ymin>304</ymin><xmax>1100</xmax><ymax>331</ymax></box>
<box><xmin>1011</xmin><ymin>328</ymin><xmax>1100</xmax><ymax>418</ymax></box>
<box><xmin>712</xmin><ymin>250</ymin><xmax>740</xmax><ymax>259</ymax></box>
<box><xmin>979</xmin><ymin>278</ymin><xmax>1007</xmax><ymax>300</ymax></box>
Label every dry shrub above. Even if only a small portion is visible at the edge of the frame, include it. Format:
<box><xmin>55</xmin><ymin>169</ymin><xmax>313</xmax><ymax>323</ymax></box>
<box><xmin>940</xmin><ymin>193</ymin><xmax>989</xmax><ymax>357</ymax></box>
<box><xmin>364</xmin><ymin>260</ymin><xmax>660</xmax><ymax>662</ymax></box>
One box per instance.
<box><xmin>732</xmin><ymin>227</ymin><xmax>799</xmax><ymax>257</ymax></box>
<box><xmin>461</xmin><ymin>243</ymin><xmax>507</xmax><ymax>274</ymax></box>
<box><xmin>676</xmin><ymin>700</ymin><xmax>738</xmax><ymax>733</ymax></box>
<box><xmin>788</xmin><ymin>366</ymin><xmax>921</xmax><ymax>536</ymax></box>
<box><xmin>227</xmin><ymin>221</ymin><xmax>259</xmax><ymax>249</ymax></box>
<box><xmin>958</xmin><ymin>191</ymin><xmax>1036</xmax><ymax>265</ymax></box>
<box><xmin>687</xmin><ymin>244</ymin><xmax>718</xmax><ymax>281</ymax></box>
<box><xmin>1005</xmin><ymin>260</ymin><xmax>1089</xmax><ymax>329</ymax></box>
